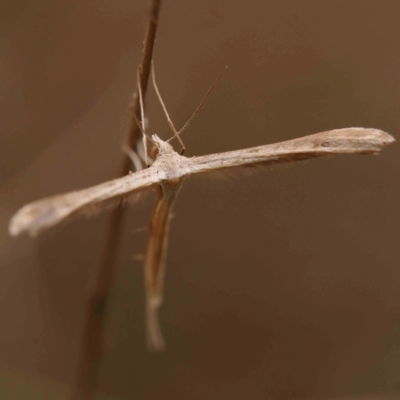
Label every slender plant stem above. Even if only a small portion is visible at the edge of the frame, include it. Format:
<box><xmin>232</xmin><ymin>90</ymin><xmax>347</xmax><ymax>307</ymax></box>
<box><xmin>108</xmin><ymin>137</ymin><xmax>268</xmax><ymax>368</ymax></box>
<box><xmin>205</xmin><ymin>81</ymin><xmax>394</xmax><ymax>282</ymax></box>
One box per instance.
<box><xmin>72</xmin><ymin>1</ymin><xmax>162</xmax><ymax>399</ymax></box>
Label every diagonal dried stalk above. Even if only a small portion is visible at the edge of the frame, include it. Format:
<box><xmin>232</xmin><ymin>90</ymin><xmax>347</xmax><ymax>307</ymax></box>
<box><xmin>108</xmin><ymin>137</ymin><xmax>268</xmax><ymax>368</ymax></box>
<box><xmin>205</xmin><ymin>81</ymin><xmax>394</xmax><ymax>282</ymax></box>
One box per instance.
<box><xmin>69</xmin><ymin>1</ymin><xmax>162</xmax><ymax>399</ymax></box>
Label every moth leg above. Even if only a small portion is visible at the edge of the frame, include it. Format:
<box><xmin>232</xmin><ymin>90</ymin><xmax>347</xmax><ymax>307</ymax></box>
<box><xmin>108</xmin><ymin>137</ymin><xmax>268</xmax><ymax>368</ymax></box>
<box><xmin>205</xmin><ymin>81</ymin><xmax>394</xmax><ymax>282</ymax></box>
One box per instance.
<box><xmin>144</xmin><ymin>181</ymin><xmax>182</xmax><ymax>350</ymax></box>
<box><xmin>122</xmin><ymin>143</ymin><xmax>143</xmax><ymax>172</ymax></box>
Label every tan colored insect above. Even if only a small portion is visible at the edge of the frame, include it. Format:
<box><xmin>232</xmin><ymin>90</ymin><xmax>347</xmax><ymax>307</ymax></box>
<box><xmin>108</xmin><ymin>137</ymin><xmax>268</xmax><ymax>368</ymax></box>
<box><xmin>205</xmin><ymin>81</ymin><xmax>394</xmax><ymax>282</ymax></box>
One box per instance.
<box><xmin>9</xmin><ymin>64</ymin><xmax>395</xmax><ymax>350</ymax></box>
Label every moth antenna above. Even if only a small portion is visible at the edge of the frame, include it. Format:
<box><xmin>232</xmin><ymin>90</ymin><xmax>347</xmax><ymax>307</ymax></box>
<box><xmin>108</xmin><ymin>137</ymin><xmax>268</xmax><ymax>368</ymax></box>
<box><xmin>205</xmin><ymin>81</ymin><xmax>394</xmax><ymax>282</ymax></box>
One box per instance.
<box><xmin>167</xmin><ymin>66</ymin><xmax>228</xmax><ymax>144</ymax></box>
<box><xmin>151</xmin><ymin>61</ymin><xmax>186</xmax><ymax>155</ymax></box>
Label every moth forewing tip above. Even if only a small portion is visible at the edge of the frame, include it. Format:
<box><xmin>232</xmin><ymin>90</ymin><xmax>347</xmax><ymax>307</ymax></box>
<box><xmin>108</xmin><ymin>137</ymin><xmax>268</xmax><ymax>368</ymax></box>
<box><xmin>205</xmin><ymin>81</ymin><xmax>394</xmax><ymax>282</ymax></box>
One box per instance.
<box><xmin>375</xmin><ymin>129</ymin><xmax>395</xmax><ymax>146</ymax></box>
<box><xmin>8</xmin><ymin>218</ymin><xmax>20</xmax><ymax>237</ymax></box>
<box><xmin>8</xmin><ymin>208</ymin><xmax>29</xmax><ymax>237</ymax></box>
<box><xmin>318</xmin><ymin>127</ymin><xmax>395</xmax><ymax>154</ymax></box>
<box><xmin>360</xmin><ymin>128</ymin><xmax>395</xmax><ymax>153</ymax></box>
<box><xmin>356</xmin><ymin>128</ymin><xmax>395</xmax><ymax>145</ymax></box>
<box><xmin>8</xmin><ymin>203</ymin><xmax>49</xmax><ymax>238</ymax></box>
<box><xmin>9</xmin><ymin>213</ymin><xmax>42</xmax><ymax>238</ymax></box>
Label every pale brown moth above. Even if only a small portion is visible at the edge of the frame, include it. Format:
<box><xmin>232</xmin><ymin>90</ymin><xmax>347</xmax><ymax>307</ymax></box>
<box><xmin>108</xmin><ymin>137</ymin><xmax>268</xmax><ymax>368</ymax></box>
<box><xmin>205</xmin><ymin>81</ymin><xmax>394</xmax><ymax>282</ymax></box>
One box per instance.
<box><xmin>9</xmin><ymin>64</ymin><xmax>395</xmax><ymax>351</ymax></box>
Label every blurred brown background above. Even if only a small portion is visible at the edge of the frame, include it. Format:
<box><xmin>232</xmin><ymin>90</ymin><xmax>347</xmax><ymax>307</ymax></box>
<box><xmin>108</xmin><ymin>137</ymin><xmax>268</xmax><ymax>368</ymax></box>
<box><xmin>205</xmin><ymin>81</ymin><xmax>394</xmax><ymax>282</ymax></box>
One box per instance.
<box><xmin>1</xmin><ymin>1</ymin><xmax>399</xmax><ymax>399</ymax></box>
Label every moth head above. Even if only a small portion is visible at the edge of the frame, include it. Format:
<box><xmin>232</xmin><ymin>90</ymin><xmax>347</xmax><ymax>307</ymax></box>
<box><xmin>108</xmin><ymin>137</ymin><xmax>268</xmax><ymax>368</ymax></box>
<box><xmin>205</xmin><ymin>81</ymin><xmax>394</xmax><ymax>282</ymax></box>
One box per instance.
<box><xmin>151</xmin><ymin>134</ymin><xmax>175</xmax><ymax>158</ymax></box>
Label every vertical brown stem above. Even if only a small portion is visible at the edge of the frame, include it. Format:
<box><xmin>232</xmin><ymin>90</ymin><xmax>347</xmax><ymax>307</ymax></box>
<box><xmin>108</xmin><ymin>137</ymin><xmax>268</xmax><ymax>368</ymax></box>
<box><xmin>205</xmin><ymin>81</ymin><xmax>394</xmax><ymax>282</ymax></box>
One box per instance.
<box><xmin>72</xmin><ymin>1</ymin><xmax>162</xmax><ymax>399</ymax></box>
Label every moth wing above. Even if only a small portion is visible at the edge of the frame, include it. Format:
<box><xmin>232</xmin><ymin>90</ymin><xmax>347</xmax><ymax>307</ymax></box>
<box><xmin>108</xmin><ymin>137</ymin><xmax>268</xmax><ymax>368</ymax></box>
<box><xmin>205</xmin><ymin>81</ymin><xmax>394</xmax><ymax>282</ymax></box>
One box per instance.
<box><xmin>186</xmin><ymin>128</ymin><xmax>394</xmax><ymax>175</ymax></box>
<box><xmin>9</xmin><ymin>167</ymin><xmax>159</xmax><ymax>237</ymax></box>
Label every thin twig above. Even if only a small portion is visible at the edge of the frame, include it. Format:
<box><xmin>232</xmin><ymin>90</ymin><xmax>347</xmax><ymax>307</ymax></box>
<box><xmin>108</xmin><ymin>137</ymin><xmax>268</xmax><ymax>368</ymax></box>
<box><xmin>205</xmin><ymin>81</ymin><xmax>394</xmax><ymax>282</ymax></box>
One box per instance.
<box><xmin>72</xmin><ymin>1</ymin><xmax>162</xmax><ymax>399</ymax></box>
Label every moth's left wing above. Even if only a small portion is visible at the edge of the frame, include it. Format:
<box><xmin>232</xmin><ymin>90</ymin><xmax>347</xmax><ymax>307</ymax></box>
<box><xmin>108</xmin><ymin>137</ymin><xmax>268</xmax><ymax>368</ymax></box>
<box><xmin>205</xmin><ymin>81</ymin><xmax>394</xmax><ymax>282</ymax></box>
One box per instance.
<box><xmin>9</xmin><ymin>166</ymin><xmax>160</xmax><ymax>237</ymax></box>
<box><xmin>186</xmin><ymin>128</ymin><xmax>394</xmax><ymax>175</ymax></box>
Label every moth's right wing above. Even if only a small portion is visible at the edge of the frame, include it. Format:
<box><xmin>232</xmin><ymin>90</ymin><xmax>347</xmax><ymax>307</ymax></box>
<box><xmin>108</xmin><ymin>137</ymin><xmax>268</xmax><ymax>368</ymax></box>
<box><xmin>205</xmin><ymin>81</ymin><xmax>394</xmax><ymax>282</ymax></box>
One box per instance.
<box><xmin>9</xmin><ymin>166</ymin><xmax>159</xmax><ymax>237</ymax></box>
<box><xmin>186</xmin><ymin>128</ymin><xmax>394</xmax><ymax>176</ymax></box>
